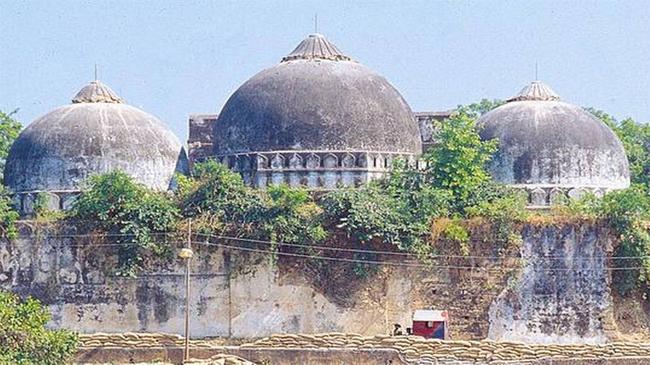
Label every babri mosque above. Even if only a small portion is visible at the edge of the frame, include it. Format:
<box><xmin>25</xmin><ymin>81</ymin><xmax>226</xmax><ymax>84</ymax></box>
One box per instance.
<box><xmin>4</xmin><ymin>33</ymin><xmax>630</xmax><ymax>215</ymax></box>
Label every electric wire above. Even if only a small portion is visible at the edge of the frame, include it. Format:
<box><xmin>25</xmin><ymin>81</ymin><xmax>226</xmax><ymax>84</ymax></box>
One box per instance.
<box><xmin>195</xmin><ymin>232</ymin><xmax>650</xmax><ymax>261</ymax></box>
<box><xmin>193</xmin><ymin>240</ymin><xmax>647</xmax><ymax>272</ymax></box>
<box><xmin>10</xmin><ymin>231</ymin><xmax>650</xmax><ymax>263</ymax></box>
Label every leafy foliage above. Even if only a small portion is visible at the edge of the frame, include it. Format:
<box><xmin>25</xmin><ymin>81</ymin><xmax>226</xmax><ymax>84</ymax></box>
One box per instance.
<box><xmin>181</xmin><ymin>160</ymin><xmax>326</xmax><ymax>251</ymax></box>
<box><xmin>322</xmin><ymin>185</ymin><xmax>427</xmax><ymax>251</ymax></box>
<box><xmin>579</xmin><ymin>108</ymin><xmax>650</xmax><ymax>294</ymax></box>
<box><xmin>0</xmin><ymin>290</ymin><xmax>78</xmax><ymax>365</ymax></box>
<box><xmin>601</xmin><ymin>186</ymin><xmax>650</xmax><ymax>295</ymax></box>
<box><xmin>0</xmin><ymin>185</ymin><xmax>18</xmax><ymax>239</ymax></box>
<box><xmin>423</xmin><ymin>111</ymin><xmax>499</xmax><ymax>207</ymax></box>
<box><xmin>321</xmin><ymin>110</ymin><xmax>525</xmax><ymax>259</ymax></box>
<box><xmin>72</xmin><ymin>171</ymin><xmax>180</xmax><ymax>276</ymax></box>
<box><xmin>613</xmin><ymin>119</ymin><xmax>650</xmax><ymax>188</ymax></box>
<box><xmin>0</xmin><ymin>109</ymin><xmax>22</xmax><ymax>180</ymax></box>
<box><xmin>456</xmin><ymin>98</ymin><xmax>504</xmax><ymax>119</ymax></box>
<box><xmin>588</xmin><ymin>108</ymin><xmax>650</xmax><ymax>189</ymax></box>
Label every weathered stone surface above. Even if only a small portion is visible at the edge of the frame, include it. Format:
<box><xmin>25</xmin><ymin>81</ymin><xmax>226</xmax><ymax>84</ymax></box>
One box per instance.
<box><xmin>476</xmin><ymin>81</ymin><xmax>630</xmax><ymax>204</ymax></box>
<box><xmin>214</xmin><ymin>59</ymin><xmax>420</xmax><ymax>155</ymax></box>
<box><xmin>488</xmin><ymin>224</ymin><xmax>614</xmax><ymax>344</ymax></box>
<box><xmin>2</xmin><ymin>222</ymin><xmax>646</xmax><ymax>344</ymax></box>
<box><xmin>4</xmin><ymin>81</ymin><xmax>189</xmax><ymax>197</ymax></box>
<box><xmin>210</xmin><ymin>34</ymin><xmax>421</xmax><ymax>189</ymax></box>
<box><xmin>214</xmin><ymin>34</ymin><xmax>420</xmax><ymax>155</ymax></box>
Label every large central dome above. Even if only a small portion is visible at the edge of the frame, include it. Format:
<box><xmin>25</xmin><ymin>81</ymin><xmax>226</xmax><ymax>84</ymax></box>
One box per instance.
<box><xmin>214</xmin><ymin>33</ymin><xmax>421</xmax><ymax>155</ymax></box>
<box><xmin>212</xmin><ymin>34</ymin><xmax>422</xmax><ymax>188</ymax></box>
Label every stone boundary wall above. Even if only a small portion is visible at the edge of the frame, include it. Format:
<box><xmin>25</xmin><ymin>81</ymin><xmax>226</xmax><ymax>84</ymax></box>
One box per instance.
<box><xmin>1</xmin><ymin>222</ymin><xmax>640</xmax><ymax>343</ymax></box>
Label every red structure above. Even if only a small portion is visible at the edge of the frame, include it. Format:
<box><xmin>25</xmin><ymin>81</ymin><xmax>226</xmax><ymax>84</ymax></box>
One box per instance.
<box><xmin>411</xmin><ymin>310</ymin><xmax>449</xmax><ymax>339</ymax></box>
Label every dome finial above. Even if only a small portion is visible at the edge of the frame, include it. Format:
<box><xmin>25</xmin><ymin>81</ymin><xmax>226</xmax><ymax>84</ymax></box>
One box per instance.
<box><xmin>72</xmin><ymin>80</ymin><xmax>124</xmax><ymax>104</ymax></box>
<box><xmin>507</xmin><ymin>80</ymin><xmax>560</xmax><ymax>102</ymax></box>
<box><xmin>281</xmin><ymin>33</ymin><xmax>352</xmax><ymax>62</ymax></box>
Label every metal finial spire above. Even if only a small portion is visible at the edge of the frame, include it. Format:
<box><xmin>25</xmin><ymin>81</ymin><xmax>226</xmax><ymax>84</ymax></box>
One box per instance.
<box><xmin>314</xmin><ymin>13</ymin><xmax>318</xmax><ymax>33</ymax></box>
<box><xmin>535</xmin><ymin>62</ymin><xmax>538</xmax><ymax>80</ymax></box>
<box><xmin>94</xmin><ymin>64</ymin><xmax>98</xmax><ymax>81</ymax></box>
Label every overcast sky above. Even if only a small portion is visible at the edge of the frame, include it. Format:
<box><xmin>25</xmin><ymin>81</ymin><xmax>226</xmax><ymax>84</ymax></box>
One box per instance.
<box><xmin>1</xmin><ymin>0</ymin><xmax>649</xmax><ymax>142</ymax></box>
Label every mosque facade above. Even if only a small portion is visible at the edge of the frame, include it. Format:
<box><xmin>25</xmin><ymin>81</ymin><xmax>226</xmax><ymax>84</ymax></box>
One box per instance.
<box><xmin>4</xmin><ymin>33</ymin><xmax>630</xmax><ymax>214</ymax></box>
<box><xmin>4</xmin><ymin>81</ymin><xmax>188</xmax><ymax>215</ymax></box>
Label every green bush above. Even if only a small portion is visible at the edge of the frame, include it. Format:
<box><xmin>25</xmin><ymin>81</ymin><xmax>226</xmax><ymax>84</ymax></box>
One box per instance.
<box><xmin>0</xmin><ymin>185</ymin><xmax>18</xmax><ymax>239</ymax></box>
<box><xmin>72</xmin><ymin>171</ymin><xmax>180</xmax><ymax>277</ymax></box>
<box><xmin>321</xmin><ymin>109</ymin><xmax>525</xmax><ymax>259</ymax></box>
<box><xmin>601</xmin><ymin>186</ymin><xmax>650</xmax><ymax>295</ymax></box>
<box><xmin>0</xmin><ymin>290</ymin><xmax>78</xmax><ymax>365</ymax></box>
<box><xmin>263</xmin><ymin>184</ymin><xmax>327</xmax><ymax>250</ymax></box>
<box><xmin>181</xmin><ymin>161</ymin><xmax>266</xmax><ymax>227</ymax></box>
<box><xmin>322</xmin><ymin>185</ymin><xmax>422</xmax><ymax>250</ymax></box>
<box><xmin>181</xmin><ymin>160</ymin><xmax>327</xmax><ymax>253</ymax></box>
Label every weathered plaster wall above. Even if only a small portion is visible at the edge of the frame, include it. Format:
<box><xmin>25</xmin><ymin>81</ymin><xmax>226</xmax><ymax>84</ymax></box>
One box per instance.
<box><xmin>488</xmin><ymin>224</ymin><xmax>614</xmax><ymax>344</ymax></box>
<box><xmin>0</xmin><ymin>222</ymin><xmax>632</xmax><ymax>343</ymax></box>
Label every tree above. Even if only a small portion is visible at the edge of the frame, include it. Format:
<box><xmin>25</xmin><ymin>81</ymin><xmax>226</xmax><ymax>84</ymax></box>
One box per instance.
<box><xmin>456</xmin><ymin>98</ymin><xmax>504</xmax><ymax>119</ymax></box>
<box><xmin>423</xmin><ymin>111</ymin><xmax>499</xmax><ymax>207</ymax></box>
<box><xmin>0</xmin><ymin>290</ymin><xmax>78</xmax><ymax>365</ymax></box>
<box><xmin>0</xmin><ymin>109</ymin><xmax>23</xmax><ymax>180</ymax></box>
<box><xmin>587</xmin><ymin>108</ymin><xmax>650</xmax><ymax>189</ymax></box>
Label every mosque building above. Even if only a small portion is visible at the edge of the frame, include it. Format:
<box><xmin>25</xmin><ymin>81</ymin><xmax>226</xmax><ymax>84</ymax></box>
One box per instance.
<box><xmin>477</xmin><ymin>81</ymin><xmax>629</xmax><ymax>207</ymax></box>
<box><xmin>206</xmin><ymin>33</ymin><xmax>424</xmax><ymax>188</ymax></box>
<box><xmin>4</xmin><ymin>34</ymin><xmax>631</xmax><ymax>214</ymax></box>
<box><xmin>4</xmin><ymin>80</ymin><xmax>188</xmax><ymax>215</ymax></box>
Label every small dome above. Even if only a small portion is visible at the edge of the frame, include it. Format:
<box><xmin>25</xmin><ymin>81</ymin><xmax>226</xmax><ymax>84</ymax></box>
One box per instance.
<box><xmin>477</xmin><ymin>81</ymin><xmax>629</xmax><ymax>189</ymax></box>
<box><xmin>5</xmin><ymin>81</ymin><xmax>188</xmax><ymax>193</ymax></box>
<box><xmin>213</xmin><ymin>34</ymin><xmax>421</xmax><ymax>155</ymax></box>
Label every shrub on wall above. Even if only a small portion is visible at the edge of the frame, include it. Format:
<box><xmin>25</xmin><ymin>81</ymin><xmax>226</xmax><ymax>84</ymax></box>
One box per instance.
<box><xmin>0</xmin><ymin>185</ymin><xmax>18</xmax><ymax>239</ymax></box>
<box><xmin>0</xmin><ymin>290</ymin><xmax>78</xmax><ymax>365</ymax></box>
<box><xmin>321</xmin><ymin>110</ymin><xmax>527</xmax><ymax>259</ymax></box>
<box><xmin>71</xmin><ymin>171</ymin><xmax>180</xmax><ymax>277</ymax></box>
<box><xmin>181</xmin><ymin>160</ymin><xmax>327</xmax><ymax>253</ymax></box>
<box><xmin>0</xmin><ymin>110</ymin><xmax>23</xmax><ymax>181</ymax></box>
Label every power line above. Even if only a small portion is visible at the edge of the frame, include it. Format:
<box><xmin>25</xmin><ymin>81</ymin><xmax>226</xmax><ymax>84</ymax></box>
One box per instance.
<box><xmin>196</xmin><ymin>232</ymin><xmax>650</xmax><ymax>261</ymax></box>
<box><xmin>11</xmin><ymin>230</ymin><xmax>650</xmax><ymax>261</ymax></box>
<box><xmin>5</xmin><ymin>232</ymin><xmax>644</xmax><ymax>271</ymax></box>
<box><xmin>195</xmin><ymin>240</ymin><xmax>647</xmax><ymax>272</ymax></box>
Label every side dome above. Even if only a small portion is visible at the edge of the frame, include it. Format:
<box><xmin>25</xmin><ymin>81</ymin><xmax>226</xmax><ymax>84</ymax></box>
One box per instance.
<box><xmin>5</xmin><ymin>80</ymin><xmax>188</xmax><ymax>194</ymax></box>
<box><xmin>477</xmin><ymin>81</ymin><xmax>629</xmax><ymax>193</ymax></box>
<box><xmin>214</xmin><ymin>33</ymin><xmax>421</xmax><ymax>155</ymax></box>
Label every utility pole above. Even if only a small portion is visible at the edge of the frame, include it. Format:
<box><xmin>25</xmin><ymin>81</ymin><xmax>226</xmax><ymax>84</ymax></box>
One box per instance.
<box><xmin>179</xmin><ymin>219</ymin><xmax>193</xmax><ymax>362</ymax></box>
